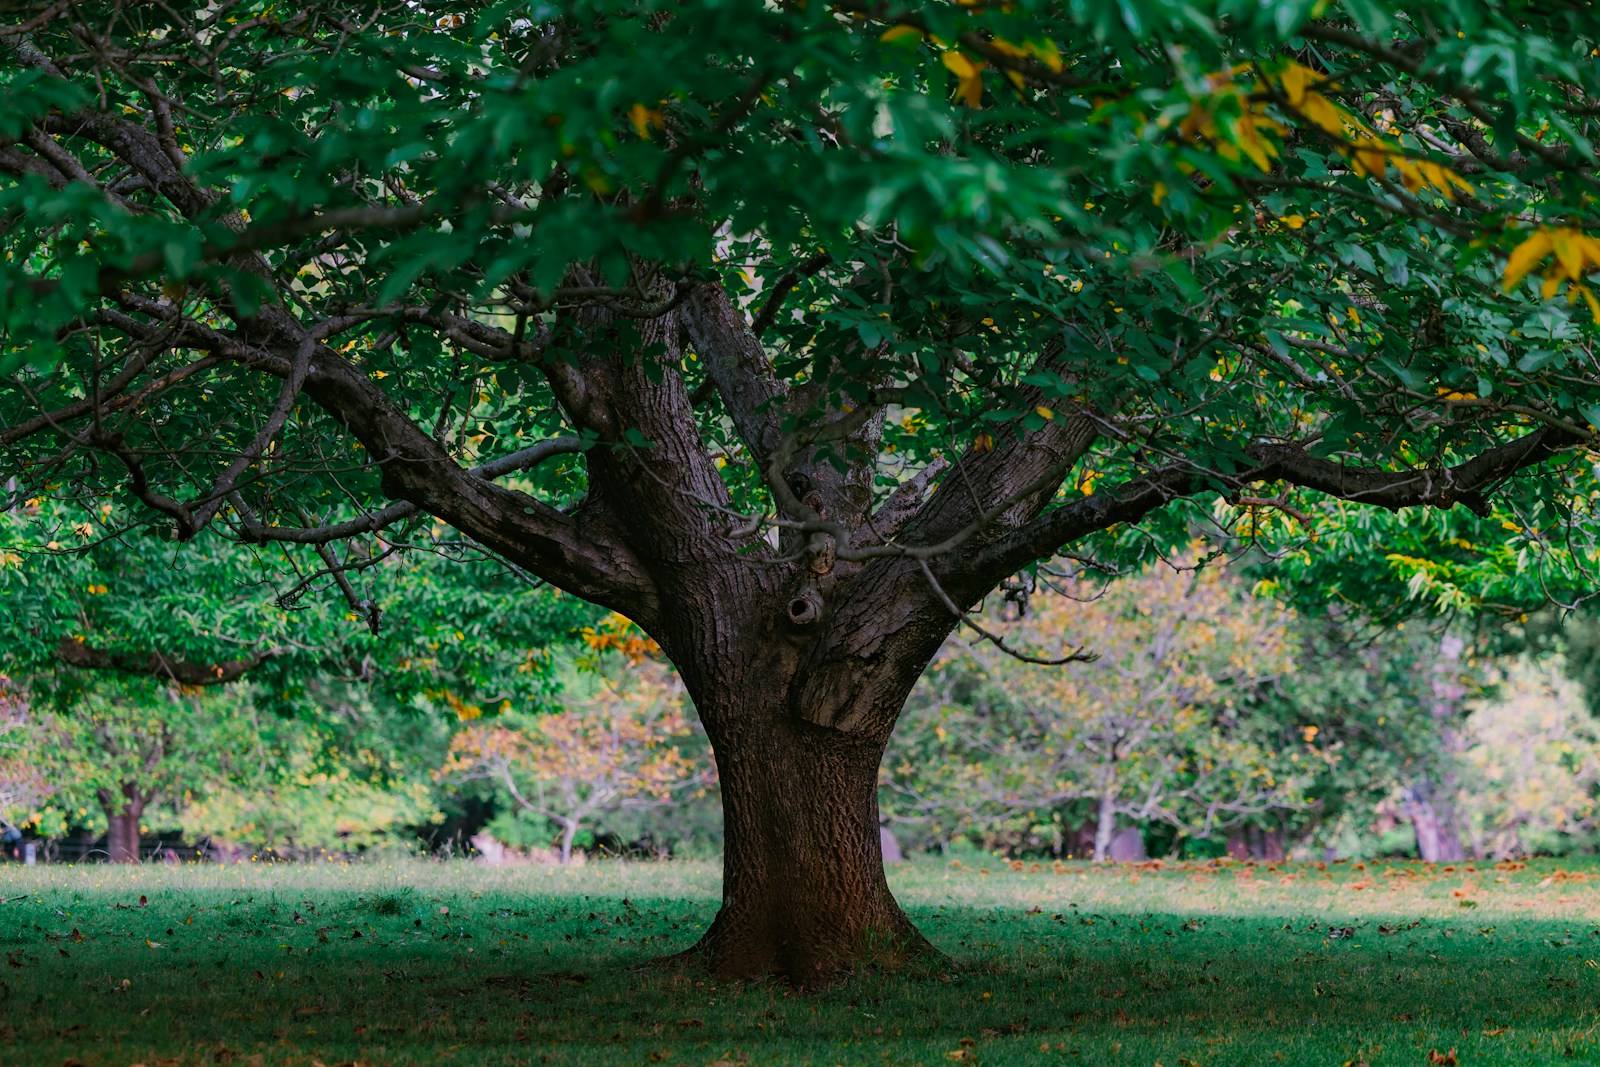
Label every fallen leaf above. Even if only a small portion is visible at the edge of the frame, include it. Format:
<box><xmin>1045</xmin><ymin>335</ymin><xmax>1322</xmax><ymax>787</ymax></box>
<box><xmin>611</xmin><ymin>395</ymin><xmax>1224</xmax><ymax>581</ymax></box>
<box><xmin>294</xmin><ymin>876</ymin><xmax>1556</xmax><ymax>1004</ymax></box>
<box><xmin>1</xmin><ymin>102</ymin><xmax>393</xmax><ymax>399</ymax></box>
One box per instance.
<box><xmin>1426</xmin><ymin>1049</ymin><xmax>1458</xmax><ymax>1066</ymax></box>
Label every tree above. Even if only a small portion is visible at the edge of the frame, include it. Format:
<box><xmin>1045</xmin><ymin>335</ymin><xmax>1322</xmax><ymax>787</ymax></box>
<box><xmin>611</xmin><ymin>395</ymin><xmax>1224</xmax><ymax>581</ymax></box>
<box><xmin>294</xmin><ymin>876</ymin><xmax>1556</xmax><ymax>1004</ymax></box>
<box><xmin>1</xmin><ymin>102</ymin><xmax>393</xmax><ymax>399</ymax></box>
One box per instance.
<box><xmin>25</xmin><ymin>675</ymin><xmax>262</xmax><ymax>861</ymax></box>
<box><xmin>0</xmin><ymin>497</ymin><xmax>598</xmax><ymax>708</ymax></box>
<box><xmin>6</xmin><ymin>2</ymin><xmax>1600</xmax><ymax>978</ymax></box>
<box><xmin>0</xmin><ymin>677</ymin><xmax>48</xmax><ymax>830</ymax></box>
<box><xmin>439</xmin><ymin>619</ymin><xmax>710</xmax><ymax>863</ymax></box>
<box><xmin>884</xmin><ymin>551</ymin><xmax>1297</xmax><ymax>861</ymax></box>
<box><xmin>20</xmin><ymin>672</ymin><xmax>448</xmax><ymax>861</ymax></box>
<box><xmin>1464</xmin><ymin>658</ymin><xmax>1600</xmax><ymax>859</ymax></box>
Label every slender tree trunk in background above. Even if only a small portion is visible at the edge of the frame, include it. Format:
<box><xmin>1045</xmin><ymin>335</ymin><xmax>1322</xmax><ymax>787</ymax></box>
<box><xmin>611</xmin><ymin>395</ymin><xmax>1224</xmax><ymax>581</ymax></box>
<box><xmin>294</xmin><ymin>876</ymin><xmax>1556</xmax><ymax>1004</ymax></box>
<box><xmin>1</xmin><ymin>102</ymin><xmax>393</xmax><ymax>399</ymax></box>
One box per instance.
<box><xmin>1093</xmin><ymin>787</ymin><xmax>1118</xmax><ymax>863</ymax></box>
<box><xmin>1066</xmin><ymin>820</ymin><xmax>1098</xmax><ymax>859</ymax></box>
<box><xmin>1406</xmin><ymin>634</ymin><xmax>1473</xmax><ymax>863</ymax></box>
<box><xmin>1253</xmin><ymin>823</ymin><xmax>1286</xmax><ymax>862</ymax></box>
<box><xmin>1404</xmin><ymin>781</ymin><xmax>1467</xmax><ymax>863</ymax></box>
<box><xmin>558</xmin><ymin>820</ymin><xmax>578</xmax><ymax>865</ymax></box>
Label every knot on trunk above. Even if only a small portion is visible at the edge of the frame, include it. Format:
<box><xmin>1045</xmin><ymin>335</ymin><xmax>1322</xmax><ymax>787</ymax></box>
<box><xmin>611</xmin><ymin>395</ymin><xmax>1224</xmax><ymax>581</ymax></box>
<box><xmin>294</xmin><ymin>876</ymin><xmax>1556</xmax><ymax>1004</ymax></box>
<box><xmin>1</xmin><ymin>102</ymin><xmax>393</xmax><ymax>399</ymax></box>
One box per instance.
<box><xmin>785</xmin><ymin>585</ymin><xmax>824</xmax><ymax>631</ymax></box>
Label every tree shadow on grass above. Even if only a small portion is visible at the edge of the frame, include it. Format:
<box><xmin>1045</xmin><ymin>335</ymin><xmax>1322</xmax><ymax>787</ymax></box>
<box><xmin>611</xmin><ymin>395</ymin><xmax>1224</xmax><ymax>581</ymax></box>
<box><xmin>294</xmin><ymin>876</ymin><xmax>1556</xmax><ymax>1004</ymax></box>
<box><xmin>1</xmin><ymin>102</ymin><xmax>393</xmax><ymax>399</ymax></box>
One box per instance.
<box><xmin>8</xmin><ymin>894</ymin><xmax>1600</xmax><ymax>1065</ymax></box>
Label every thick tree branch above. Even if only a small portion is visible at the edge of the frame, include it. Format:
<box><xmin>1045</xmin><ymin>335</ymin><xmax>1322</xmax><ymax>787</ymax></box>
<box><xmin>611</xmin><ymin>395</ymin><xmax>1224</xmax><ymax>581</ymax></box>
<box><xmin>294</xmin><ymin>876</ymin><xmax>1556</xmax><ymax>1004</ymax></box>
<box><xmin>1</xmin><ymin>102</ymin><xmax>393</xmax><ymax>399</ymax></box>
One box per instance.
<box><xmin>229</xmin><ymin>436</ymin><xmax>587</xmax><ymax>545</ymax></box>
<box><xmin>682</xmin><ymin>282</ymin><xmax>788</xmax><ymax>466</ymax></box>
<box><xmin>55</xmin><ymin>638</ymin><xmax>277</xmax><ymax>686</ymax></box>
<box><xmin>971</xmin><ymin>426</ymin><xmax>1578</xmax><ymax>587</ymax></box>
<box><xmin>92</xmin><ymin>299</ymin><xmax>657</xmax><ymax>617</ymax></box>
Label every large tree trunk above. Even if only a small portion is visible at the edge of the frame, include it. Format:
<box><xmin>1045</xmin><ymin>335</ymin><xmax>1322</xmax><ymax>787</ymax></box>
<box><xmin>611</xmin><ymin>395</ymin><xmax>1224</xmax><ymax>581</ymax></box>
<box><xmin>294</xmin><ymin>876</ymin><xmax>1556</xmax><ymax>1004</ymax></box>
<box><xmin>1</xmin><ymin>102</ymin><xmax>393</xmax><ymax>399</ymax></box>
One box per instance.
<box><xmin>684</xmin><ymin>711</ymin><xmax>934</xmax><ymax>983</ymax></box>
<box><xmin>103</xmin><ymin>810</ymin><xmax>140</xmax><ymax>864</ymax></box>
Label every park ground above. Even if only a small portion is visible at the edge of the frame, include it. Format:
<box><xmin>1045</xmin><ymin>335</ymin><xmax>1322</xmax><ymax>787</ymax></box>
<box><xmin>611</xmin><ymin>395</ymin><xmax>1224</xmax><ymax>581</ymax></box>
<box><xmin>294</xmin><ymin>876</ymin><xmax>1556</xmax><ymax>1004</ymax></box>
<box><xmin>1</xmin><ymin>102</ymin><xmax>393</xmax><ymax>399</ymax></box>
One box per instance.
<box><xmin>0</xmin><ymin>857</ymin><xmax>1598</xmax><ymax>1066</ymax></box>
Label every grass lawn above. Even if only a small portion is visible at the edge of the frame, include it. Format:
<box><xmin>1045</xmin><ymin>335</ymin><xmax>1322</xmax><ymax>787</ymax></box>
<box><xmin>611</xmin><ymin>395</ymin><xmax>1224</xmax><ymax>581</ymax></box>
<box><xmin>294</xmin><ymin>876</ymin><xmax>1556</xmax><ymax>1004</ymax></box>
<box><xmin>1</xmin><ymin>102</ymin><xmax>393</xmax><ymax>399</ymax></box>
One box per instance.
<box><xmin>1</xmin><ymin>855</ymin><xmax>1598</xmax><ymax>1065</ymax></box>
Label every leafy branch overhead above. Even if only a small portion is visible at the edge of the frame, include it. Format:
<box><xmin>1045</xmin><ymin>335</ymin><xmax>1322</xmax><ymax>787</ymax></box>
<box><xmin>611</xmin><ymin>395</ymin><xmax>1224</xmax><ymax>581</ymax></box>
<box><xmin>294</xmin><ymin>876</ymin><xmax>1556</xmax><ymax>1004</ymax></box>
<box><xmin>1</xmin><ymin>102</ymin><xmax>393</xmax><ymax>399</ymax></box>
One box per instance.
<box><xmin>4</xmin><ymin>3</ymin><xmax>1600</xmax><ymax>616</ymax></box>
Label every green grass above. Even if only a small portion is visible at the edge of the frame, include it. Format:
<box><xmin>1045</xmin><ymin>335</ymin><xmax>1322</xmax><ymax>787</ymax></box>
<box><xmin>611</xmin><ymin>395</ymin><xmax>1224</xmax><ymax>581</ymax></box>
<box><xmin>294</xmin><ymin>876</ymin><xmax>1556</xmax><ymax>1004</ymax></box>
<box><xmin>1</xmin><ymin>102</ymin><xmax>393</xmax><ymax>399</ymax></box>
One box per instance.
<box><xmin>3</xmin><ymin>856</ymin><xmax>1600</xmax><ymax>1065</ymax></box>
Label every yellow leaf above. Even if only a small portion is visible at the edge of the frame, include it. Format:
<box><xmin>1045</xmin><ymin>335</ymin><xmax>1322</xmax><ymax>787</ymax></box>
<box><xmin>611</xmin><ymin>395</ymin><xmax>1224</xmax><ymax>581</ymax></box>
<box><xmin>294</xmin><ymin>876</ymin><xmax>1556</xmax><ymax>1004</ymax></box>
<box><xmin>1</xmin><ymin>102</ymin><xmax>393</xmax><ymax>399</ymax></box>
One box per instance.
<box><xmin>973</xmin><ymin>431</ymin><xmax>995</xmax><ymax>453</ymax></box>
<box><xmin>879</xmin><ymin>24</ymin><xmax>923</xmax><ymax>43</ymax></box>
<box><xmin>941</xmin><ymin>51</ymin><xmax>985</xmax><ymax>108</ymax></box>
<box><xmin>1298</xmin><ymin>91</ymin><xmax>1346</xmax><ymax>136</ymax></box>
<box><xmin>1541</xmin><ymin>268</ymin><xmax>1564</xmax><ymax>300</ymax></box>
<box><xmin>1280</xmin><ymin>61</ymin><xmax>1309</xmax><ymax>106</ymax></box>
<box><xmin>1152</xmin><ymin>180</ymin><xmax>1168</xmax><ymax>206</ymax></box>
<box><xmin>1351</xmin><ymin>141</ymin><xmax>1389</xmax><ymax>179</ymax></box>
<box><xmin>1580</xmin><ymin>284</ymin><xmax>1600</xmax><ymax>324</ymax></box>
<box><xmin>1281</xmin><ymin>214</ymin><xmax>1306</xmax><ymax>229</ymax></box>
<box><xmin>1233</xmin><ymin>115</ymin><xmax>1280</xmax><ymax>172</ymax></box>
<box><xmin>627</xmin><ymin>103</ymin><xmax>663</xmax><ymax>139</ymax></box>
<box><xmin>1393</xmin><ymin>156</ymin><xmax>1425</xmax><ymax>193</ymax></box>
<box><xmin>1579</xmin><ymin>234</ymin><xmax>1600</xmax><ymax>269</ymax></box>
<box><xmin>1553</xmin><ymin>228</ymin><xmax>1586</xmax><ymax>281</ymax></box>
<box><xmin>1025</xmin><ymin>39</ymin><xmax>1064</xmax><ymax>73</ymax></box>
<box><xmin>1503</xmin><ymin>230</ymin><xmax>1555</xmax><ymax>292</ymax></box>
<box><xmin>1034</xmin><ymin>406</ymin><xmax>1054</xmax><ymax>420</ymax></box>
<box><xmin>1418</xmin><ymin>160</ymin><xmax>1471</xmax><ymax>200</ymax></box>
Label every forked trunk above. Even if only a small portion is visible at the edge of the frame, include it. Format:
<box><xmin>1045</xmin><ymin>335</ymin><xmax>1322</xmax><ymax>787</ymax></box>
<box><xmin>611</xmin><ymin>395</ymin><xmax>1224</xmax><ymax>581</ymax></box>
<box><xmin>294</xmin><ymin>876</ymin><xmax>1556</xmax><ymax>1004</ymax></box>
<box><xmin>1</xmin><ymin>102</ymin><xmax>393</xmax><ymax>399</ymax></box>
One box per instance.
<box><xmin>104</xmin><ymin>810</ymin><xmax>140</xmax><ymax>864</ymax></box>
<box><xmin>681</xmin><ymin>696</ymin><xmax>936</xmax><ymax>983</ymax></box>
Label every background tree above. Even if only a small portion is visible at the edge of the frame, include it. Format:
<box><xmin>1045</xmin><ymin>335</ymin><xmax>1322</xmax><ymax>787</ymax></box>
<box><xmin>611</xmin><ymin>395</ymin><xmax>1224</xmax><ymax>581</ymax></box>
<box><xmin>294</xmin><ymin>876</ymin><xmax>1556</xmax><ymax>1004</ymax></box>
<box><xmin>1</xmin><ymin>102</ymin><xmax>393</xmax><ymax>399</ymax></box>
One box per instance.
<box><xmin>8</xmin><ymin>1</ymin><xmax>1600</xmax><ymax>978</ymax></box>
<box><xmin>0</xmin><ymin>677</ymin><xmax>48</xmax><ymax>831</ymax></box>
<box><xmin>0</xmin><ymin>497</ymin><xmax>598</xmax><ymax>709</ymax></box>
<box><xmin>885</xmin><ymin>551</ymin><xmax>1297</xmax><ymax>861</ymax></box>
<box><xmin>24</xmin><ymin>676</ymin><xmax>263</xmax><ymax>861</ymax></box>
<box><xmin>1464</xmin><ymin>657</ymin><xmax>1600</xmax><ymax>859</ymax></box>
<box><xmin>20</xmin><ymin>672</ymin><xmax>450</xmax><ymax>860</ymax></box>
<box><xmin>169</xmin><ymin>680</ymin><xmax>447</xmax><ymax>859</ymax></box>
<box><xmin>439</xmin><ymin>619</ymin><xmax>711</xmax><ymax>863</ymax></box>
<box><xmin>0</xmin><ymin>493</ymin><xmax>599</xmax><ymax>857</ymax></box>
<box><xmin>1267</xmin><ymin>613</ymin><xmax>1484</xmax><ymax>859</ymax></box>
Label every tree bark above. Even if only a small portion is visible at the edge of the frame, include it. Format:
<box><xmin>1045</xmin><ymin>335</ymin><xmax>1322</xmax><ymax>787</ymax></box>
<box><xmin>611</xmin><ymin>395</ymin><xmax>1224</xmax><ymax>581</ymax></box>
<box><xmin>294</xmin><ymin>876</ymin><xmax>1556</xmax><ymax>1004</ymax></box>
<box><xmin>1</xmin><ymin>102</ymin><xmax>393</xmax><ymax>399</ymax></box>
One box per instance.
<box><xmin>682</xmin><ymin>714</ymin><xmax>935</xmax><ymax>983</ymax></box>
<box><xmin>103</xmin><ymin>809</ymin><xmax>141</xmax><ymax>864</ymax></box>
<box><xmin>558</xmin><ymin>819</ymin><xmax>578</xmax><ymax>865</ymax></box>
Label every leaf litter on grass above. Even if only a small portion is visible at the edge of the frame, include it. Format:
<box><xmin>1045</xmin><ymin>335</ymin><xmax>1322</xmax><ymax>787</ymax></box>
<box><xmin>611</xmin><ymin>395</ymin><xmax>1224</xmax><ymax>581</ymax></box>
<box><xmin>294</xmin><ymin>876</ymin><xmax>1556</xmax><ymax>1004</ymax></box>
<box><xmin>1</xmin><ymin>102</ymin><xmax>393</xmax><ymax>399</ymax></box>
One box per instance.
<box><xmin>0</xmin><ymin>858</ymin><xmax>1598</xmax><ymax>1064</ymax></box>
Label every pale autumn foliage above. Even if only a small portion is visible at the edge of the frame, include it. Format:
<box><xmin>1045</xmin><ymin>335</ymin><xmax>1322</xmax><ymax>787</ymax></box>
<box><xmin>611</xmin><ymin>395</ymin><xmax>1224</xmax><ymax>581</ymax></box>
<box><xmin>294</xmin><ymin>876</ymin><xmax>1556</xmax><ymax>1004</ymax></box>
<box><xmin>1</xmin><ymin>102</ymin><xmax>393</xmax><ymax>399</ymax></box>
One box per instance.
<box><xmin>1465</xmin><ymin>659</ymin><xmax>1600</xmax><ymax>859</ymax></box>
<box><xmin>440</xmin><ymin>657</ymin><xmax>708</xmax><ymax>862</ymax></box>
<box><xmin>886</xmin><ymin>550</ymin><xmax>1301</xmax><ymax>859</ymax></box>
<box><xmin>0</xmin><ymin>677</ymin><xmax>48</xmax><ymax>826</ymax></box>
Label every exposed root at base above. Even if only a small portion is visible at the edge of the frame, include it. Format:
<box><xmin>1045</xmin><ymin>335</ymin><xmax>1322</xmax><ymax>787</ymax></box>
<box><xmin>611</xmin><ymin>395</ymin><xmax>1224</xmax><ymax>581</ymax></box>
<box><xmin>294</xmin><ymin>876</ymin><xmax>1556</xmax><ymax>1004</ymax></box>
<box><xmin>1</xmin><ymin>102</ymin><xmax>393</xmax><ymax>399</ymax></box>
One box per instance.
<box><xmin>636</xmin><ymin>921</ymin><xmax>950</xmax><ymax>989</ymax></box>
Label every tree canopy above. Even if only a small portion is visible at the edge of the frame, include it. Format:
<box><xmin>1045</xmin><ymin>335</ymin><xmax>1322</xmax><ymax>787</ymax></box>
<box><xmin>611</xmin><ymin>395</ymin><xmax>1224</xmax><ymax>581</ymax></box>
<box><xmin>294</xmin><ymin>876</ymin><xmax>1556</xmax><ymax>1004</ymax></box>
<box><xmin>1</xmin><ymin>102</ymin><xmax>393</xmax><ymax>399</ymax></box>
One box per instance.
<box><xmin>6</xmin><ymin>1</ymin><xmax>1600</xmax><ymax>603</ymax></box>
